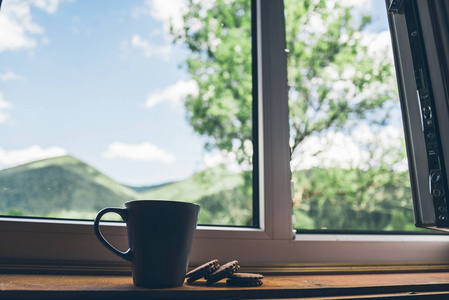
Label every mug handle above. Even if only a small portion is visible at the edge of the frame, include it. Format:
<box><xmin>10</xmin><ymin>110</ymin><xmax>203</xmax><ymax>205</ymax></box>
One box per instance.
<box><xmin>94</xmin><ymin>207</ymin><xmax>133</xmax><ymax>261</ymax></box>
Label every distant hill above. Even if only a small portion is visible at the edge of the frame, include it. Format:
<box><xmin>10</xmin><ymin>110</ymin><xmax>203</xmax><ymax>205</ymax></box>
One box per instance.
<box><xmin>0</xmin><ymin>155</ymin><xmax>421</xmax><ymax>230</ymax></box>
<box><xmin>0</xmin><ymin>155</ymin><xmax>138</xmax><ymax>218</ymax></box>
<box><xmin>0</xmin><ymin>156</ymin><xmax>245</xmax><ymax>221</ymax></box>
<box><xmin>138</xmin><ymin>165</ymin><xmax>249</xmax><ymax>225</ymax></box>
<box><xmin>139</xmin><ymin>165</ymin><xmax>244</xmax><ymax>202</ymax></box>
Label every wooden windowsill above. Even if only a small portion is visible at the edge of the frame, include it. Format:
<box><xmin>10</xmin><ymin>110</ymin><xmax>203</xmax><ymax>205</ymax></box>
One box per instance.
<box><xmin>1</xmin><ymin>272</ymin><xmax>449</xmax><ymax>299</ymax></box>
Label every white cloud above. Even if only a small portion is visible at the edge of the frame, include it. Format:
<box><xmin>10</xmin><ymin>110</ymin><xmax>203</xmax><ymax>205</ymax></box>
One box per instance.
<box><xmin>103</xmin><ymin>142</ymin><xmax>176</xmax><ymax>163</ymax></box>
<box><xmin>0</xmin><ymin>71</ymin><xmax>25</xmax><ymax>81</ymax></box>
<box><xmin>0</xmin><ymin>0</ymin><xmax>65</xmax><ymax>53</ymax></box>
<box><xmin>0</xmin><ymin>92</ymin><xmax>13</xmax><ymax>124</ymax></box>
<box><xmin>0</xmin><ymin>9</ymin><xmax>39</xmax><ymax>53</ymax></box>
<box><xmin>145</xmin><ymin>79</ymin><xmax>198</xmax><ymax>109</ymax></box>
<box><xmin>203</xmin><ymin>151</ymin><xmax>225</xmax><ymax>168</ymax></box>
<box><xmin>125</xmin><ymin>34</ymin><xmax>172</xmax><ymax>59</ymax></box>
<box><xmin>0</xmin><ymin>145</ymin><xmax>67</xmax><ymax>168</ymax></box>
<box><xmin>291</xmin><ymin>125</ymin><xmax>406</xmax><ymax>171</ymax></box>
<box><xmin>136</xmin><ymin>0</ymin><xmax>187</xmax><ymax>34</ymax></box>
<box><xmin>202</xmin><ymin>139</ymin><xmax>254</xmax><ymax>173</ymax></box>
<box><xmin>353</xmin><ymin>125</ymin><xmax>408</xmax><ymax>171</ymax></box>
<box><xmin>291</xmin><ymin>131</ymin><xmax>369</xmax><ymax>171</ymax></box>
<box><xmin>203</xmin><ymin>151</ymin><xmax>242</xmax><ymax>173</ymax></box>
<box><xmin>362</xmin><ymin>30</ymin><xmax>393</xmax><ymax>58</ymax></box>
<box><xmin>33</xmin><ymin>0</ymin><xmax>63</xmax><ymax>14</ymax></box>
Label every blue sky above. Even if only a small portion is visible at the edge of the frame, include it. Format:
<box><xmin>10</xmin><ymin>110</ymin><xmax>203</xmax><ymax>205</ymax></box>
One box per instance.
<box><xmin>0</xmin><ymin>0</ymin><xmax>210</xmax><ymax>186</ymax></box>
<box><xmin>0</xmin><ymin>0</ymin><xmax>396</xmax><ymax>186</ymax></box>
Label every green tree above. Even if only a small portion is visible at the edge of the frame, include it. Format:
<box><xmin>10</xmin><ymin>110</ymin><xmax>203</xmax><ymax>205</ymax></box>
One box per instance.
<box><xmin>171</xmin><ymin>0</ymin><xmax>252</xmax><ymax>165</ymax></box>
<box><xmin>172</xmin><ymin>0</ymin><xmax>408</xmax><ymax>229</ymax></box>
<box><xmin>172</xmin><ymin>0</ymin><xmax>395</xmax><ymax>166</ymax></box>
<box><xmin>285</xmin><ymin>1</ymin><xmax>396</xmax><ymax>147</ymax></box>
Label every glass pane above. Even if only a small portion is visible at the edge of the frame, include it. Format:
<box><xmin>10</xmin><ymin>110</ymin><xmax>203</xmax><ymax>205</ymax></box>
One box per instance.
<box><xmin>287</xmin><ymin>0</ymin><xmax>423</xmax><ymax>231</ymax></box>
<box><xmin>0</xmin><ymin>0</ymin><xmax>254</xmax><ymax>226</ymax></box>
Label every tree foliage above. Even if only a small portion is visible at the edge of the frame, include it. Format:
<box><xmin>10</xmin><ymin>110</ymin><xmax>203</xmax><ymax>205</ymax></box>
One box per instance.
<box><xmin>284</xmin><ymin>0</ymin><xmax>395</xmax><ymax>148</ymax></box>
<box><xmin>172</xmin><ymin>0</ymin><xmax>396</xmax><ymax>162</ymax></box>
<box><xmin>171</xmin><ymin>0</ymin><xmax>252</xmax><ymax>165</ymax></box>
<box><xmin>172</xmin><ymin>0</ymin><xmax>412</xmax><ymax>230</ymax></box>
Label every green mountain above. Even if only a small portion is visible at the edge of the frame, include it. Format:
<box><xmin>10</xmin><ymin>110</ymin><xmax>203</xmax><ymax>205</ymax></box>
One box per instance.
<box><xmin>0</xmin><ymin>155</ymin><xmax>138</xmax><ymax>219</ymax></box>
<box><xmin>138</xmin><ymin>166</ymin><xmax>251</xmax><ymax>225</ymax></box>
<box><xmin>139</xmin><ymin>165</ymin><xmax>244</xmax><ymax>201</ymax></box>
<box><xmin>0</xmin><ymin>156</ymin><xmax>247</xmax><ymax>222</ymax></box>
<box><xmin>0</xmin><ymin>155</ymin><xmax>415</xmax><ymax>229</ymax></box>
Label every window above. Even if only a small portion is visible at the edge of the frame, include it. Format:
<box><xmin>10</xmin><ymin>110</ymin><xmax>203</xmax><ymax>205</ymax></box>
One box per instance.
<box><xmin>0</xmin><ymin>0</ymin><xmax>449</xmax><ymax>270</ymax></box>
<box><xmin>286</xmin><ymin>0</ymin><xmax>415</xmax><ymax>232</ymax></box>
<box><xmin>0</xmin><ymin>0</ymin><xmax>256</xmax><ymax>226</ymax></box>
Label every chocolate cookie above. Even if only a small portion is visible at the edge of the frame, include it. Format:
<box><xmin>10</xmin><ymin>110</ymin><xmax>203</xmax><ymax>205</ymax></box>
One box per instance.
<box><xmin>226</xmin><ymin>273</ymin><xmax>263</xmax><ymax>287</ymax></box>
<box><xmin>186</xmin><ymin>259</ymin><xmax>219</xmax><ymax>283</ymax></box>
<box><xmin>206</xmin><ymin>260</ymin><xmax>240</xmax><ymax>285</ymax></box>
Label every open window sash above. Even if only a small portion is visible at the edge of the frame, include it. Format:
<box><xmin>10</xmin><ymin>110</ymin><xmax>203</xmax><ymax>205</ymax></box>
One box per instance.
<box><xmin>387</xmin><ymin>0</ymin><xmax>449</xmax><ymax>231</ymax></box>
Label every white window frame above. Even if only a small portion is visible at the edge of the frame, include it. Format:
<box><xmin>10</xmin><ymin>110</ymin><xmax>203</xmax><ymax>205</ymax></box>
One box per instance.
<box><xmin>1</xmin><ymin>0</ymin><xmax>449</xmax><ymax>270</ymax></box>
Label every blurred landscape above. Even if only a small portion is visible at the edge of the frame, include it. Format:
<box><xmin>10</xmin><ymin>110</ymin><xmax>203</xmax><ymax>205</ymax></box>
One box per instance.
<box><xmin>0</xmin><ymin>155</ymin><xmax>417</xmax><ymax>231</ymax></box>
<box><xmin>0</xmin><ymin>155</ymin><xmax>251</xmax><ymax>225</ymax></box>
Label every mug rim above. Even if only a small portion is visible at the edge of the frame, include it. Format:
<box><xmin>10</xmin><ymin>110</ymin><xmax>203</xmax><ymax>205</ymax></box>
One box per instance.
<box><xmin>125</xmin><ymin>199</ymin><xmax>200</xmax><ymax>208</ymax></box>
